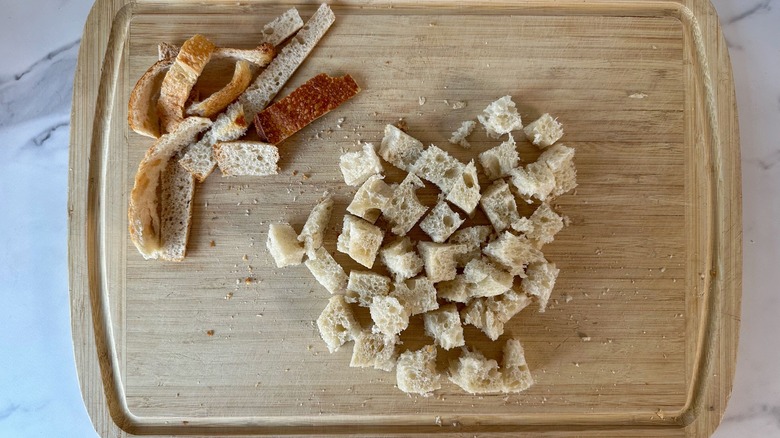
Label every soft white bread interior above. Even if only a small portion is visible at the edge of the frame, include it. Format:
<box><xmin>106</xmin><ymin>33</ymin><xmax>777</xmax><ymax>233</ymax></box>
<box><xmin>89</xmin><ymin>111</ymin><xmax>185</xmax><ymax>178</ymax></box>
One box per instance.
<box><xmin>339</xmin><ymin>143</ymin><xmax>383</xmax><ymax>186</ymax></box>
<box><xmin>449</xmin><ymin>120</ymin><xmax>476</xmax><ymax>148</ymax></box>
<box><xmin>521</xmin><ymin>260</ymin><xmax>560</xmax><ymax>312</ymax></box>
<box><xmin>158</xmin><ymin>153</ymin><xmax>195</xmax><ymax>261</ymax></box>
<box><xmin>347</xmin><ymin>270</ymin><xmax>391</xmax><ymax>307</ymax></box>
<box><xmin>479</xmin><ymin>179</ymin><xmax>524</xmax><ymax>233</ymax></box>
<box><xmin>266</xmin><ymin>223</ymin><xmax>304</xmax><ymax>268</ymax></box>
<box><xmin>179</xmin><ymin>102</ymin><xmax>249</xmax><ymax>181</ymax></box>
<box><xmin>526</xmin><ymin>203</ymin><xmax>564</xmax><ymax>247</ymax></box>
<box><xmin>369</xmin><ymin>295</ymin><xmax>410</xmax><ymax>336</ymax></box>
<box><xmin>523</xmin><ymin>113</ymin><xmax>563</xmax><ymax>149</ymax></box>
<box><xmin>417</xmin><ymin>242</ymin><xmax>467</xmax><ymax>283</ymax></box>
<box><xmin>390</xmin><ymin>276</ymin><xmax>438</xmax><ymax>316</ymax></box>
<box><xmin>337</xmin><ymin>214</ymin><xmax>384</xmax><ymax>269</ymax></box>
<box><xmin>423</xmin><ymin>303</ymin><xmax>465</xmax><ymax>350</ymax></box>
<box><xmin>478</xmin><ymin>134</ymin><xmax>520</xmax><ymax>180</ymax></box>
<box><xmin>347</xmin><ymin>174</ymin><xmax>392</xmax><ymax>223</ymax></box>
<box><xmin>445</xmin><ymin>160</ymin><xmax>481</xmax><ymax>216</ymax></box>
<box><xmin>297</xmin><ymin>193</ymin><xmax>334</xmax><ymax>259</ymax></box>
<box><xmin>463</xmin><ymin>257</ymin><xmax>513</xmax><ymax>298</ymax></box>
<box><xmin>396</xmin><ymin>345</ymin><xmax>441</xmax><ymax>396</ymax></box>
<box><xmin>379</xmin><ymin>237</ymin><xmax>424</xmax><ymax>282</ymax></box>
<box><xmin>419</xmin><ymin>200</ymin><xmax>464</xmax><ymax>243</ymax></box>
<box><xmin>379</xmin><ymin>124</ymin><xmax>424</xmax><ymax>172</ymax></box>
<box><xmin>477</xmin><ymin>95</ymin><xmax>522</xmax><ymax>139</ymax></box>
<box><xmin>214</xmin><ymin>141</ymin><xmax>279</xmax><ymax>176</ymax></box>
<box><xmin>350</xmin><ymin>330</ymin><xmax>398</xmax><ymax>371</ymax></box>
<box><xmin>317</xmin><ymin>295</ymin><xmax>361</xmax><ymax>353</ymax></box>
<box><xmin>483</xmin><ymin>231</ymin><xmax>545</xmax><ymax>276</ymax></box>
<box><xmin>381</xmin><ymin>173</ymin><xmax>428</xmax><ymax>236</ymax></box>
<box><xmin>411</xmin><ymin>144</ymin><xmax>464</xmax><ymax>193</ymax></box>
<box><xmin>448</xmin><ymin>225</ymin><xmax>492</xmax><ymax>268</ymax></box>
<box><xmin>304</xmin><ymin>247</ymin><xmax>348</xmax><ymax>295</ymax></box>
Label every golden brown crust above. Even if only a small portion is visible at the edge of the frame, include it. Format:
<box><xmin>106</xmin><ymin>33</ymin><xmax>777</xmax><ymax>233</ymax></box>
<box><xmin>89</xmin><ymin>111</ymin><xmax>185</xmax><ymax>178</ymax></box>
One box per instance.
<box><xmin>186</xmin><ymin>60</ymin><xmax>253</xmax><ymax>118</ymax></box>
<box><xmin>127</xmin><ymin>58</ymin><xmax>173</xmax><ymax>138</ymax></box>
<box><xmin>254</xmin><ymin>73</ymin><xmax>360</xmax><ymax>145</ymax></box>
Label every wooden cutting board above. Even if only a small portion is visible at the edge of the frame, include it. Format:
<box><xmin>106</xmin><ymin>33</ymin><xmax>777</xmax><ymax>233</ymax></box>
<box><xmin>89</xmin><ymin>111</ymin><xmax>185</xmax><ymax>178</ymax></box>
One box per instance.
<box><xmin>68</xmin><ymin>0</ymin><xmax>741</xmax><ymax>436</ymax></box>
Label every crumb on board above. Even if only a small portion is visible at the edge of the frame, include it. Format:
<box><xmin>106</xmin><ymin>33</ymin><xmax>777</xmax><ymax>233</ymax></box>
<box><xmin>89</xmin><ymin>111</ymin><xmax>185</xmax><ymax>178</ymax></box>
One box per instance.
<box><xmin>418</xmin><ymin>96</ymin><xmax>426</xmax><ymax>105</ymax></box>
<box><xmin>394</xmin><ymin>118</ymin><xmax>408</xmax><ymax>132</ymax></box>
<box><xmin>209</xmin><ymin>240</ymin><xmax>216</xmax><ymax>247</ymax></box>
<box><xmin>629</xmin><ymin>92</ymin><xmax>648</xmax><ymax>99</ymax></box>
<box><xmin>206</xmin><ymin>330</ymin><xmax>215</xmax><ymax>336</ymax></box>
<box><xmin>225</xmin><ymin>292</ymin><xmax>234</xmax><ymax>299</ymax></box>
<box><xmin>451</xmin><ymin>100</ymin><xmax>467</xmax><ymax>109</ymax></box>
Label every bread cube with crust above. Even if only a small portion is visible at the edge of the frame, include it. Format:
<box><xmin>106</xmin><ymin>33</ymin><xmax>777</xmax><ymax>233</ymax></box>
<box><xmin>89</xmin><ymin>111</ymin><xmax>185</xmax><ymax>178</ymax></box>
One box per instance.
<box><xmin>266</xmin><ymin>223</ymin><xmax>304</xmax><ymax>267</ymax></box>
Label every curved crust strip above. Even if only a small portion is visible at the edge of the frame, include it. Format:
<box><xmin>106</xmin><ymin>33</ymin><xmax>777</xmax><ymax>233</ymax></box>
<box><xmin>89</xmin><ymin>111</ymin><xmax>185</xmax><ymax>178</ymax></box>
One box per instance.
<box><xmin>128</xmin><ymin>58</ymin><xmax>173</xmax><ymax>138</ymax></box>
<box><xmin>186</xmin><ymin>60</ymin><xmax>253</xmax><ymax>118</ymax></box>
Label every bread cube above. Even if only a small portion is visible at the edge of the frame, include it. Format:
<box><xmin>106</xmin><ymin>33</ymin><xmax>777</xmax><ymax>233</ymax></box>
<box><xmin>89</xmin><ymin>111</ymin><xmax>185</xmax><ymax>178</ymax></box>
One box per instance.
<box><xmin>509</xmin><ymin>161</ymin><xmax>556</xmax><ymax>203</ymax></box>
<box><xmin>379</xmin><ymin>237</ymin><xmax>424</xmax><ymax>282</ymax></box>
<box><xmin>478</xmin><ymin>134</ymin><xmax>520</xmax><ymax>180</ymax></box>
<box><xmin>347</xmin><ymin>270</ymin><xmax>391</xmax><ymax>307</ymax></box>
<box><xmin>436</xmin><ymin>275</ymin><xmax>471</xmax><ymax>303</ymax></box>
<box><xmin>521</xmin><ymin>261</ymin><xmax>560</xmax><ymax>312</ymax></box>
<box><xmin>445</xmin><ymin>160</ymin><xmax>481</xmax><ymax>216</ymax></box>
<box><xmin>462</xmin><ymin>290</ymin><xmax>532</xmax><ymax>340</ymax></box>
<box><xmin>552</xmin><ymin>159</ymin><xmax>577</xmax><ymax>197</ymax></box>
<box><xmin>417</xmin><ymin>241</ymin><xmax>467</xmax><ymax>283</ymax></box>
<box><xmin>304</xmin><ymin>247</ymin><xmax>348</xmax><ymax>294</ymax></box>
<box><xmin>483</xmin><ymin>231</ymin><xmax>545</xmax><ymax>276</ymax></box>
<box><xmin>396</xmin><ymin>345</ymin><xmax>441</xmax><ymax>396</ymax></box>
<box><xmin>502</xmin><ymin>338</ymin><xmax>534</xmax><ymax>393</ymax></box>
<box><xmin>350</xmin><ymin>330</ymin><xmax>398</xmax><ymax>372</ymax></box>
<box><xmin>423</xmin><ymin>303</ymin><xmax>465</xmax><ymax>350</ymax></box>
<box><xmin>337</xmin><ymin>214</ymin><xmax>384</xmax><ymax>268</ymax></box>
<box><xmin>347</xmin><ymin>174</ymin><xmax>393</xmax><ymax>223</ymax></box>
<box><xmin>523</xmin><ymin>113</ymin><xmax>563</xmax><ymax>149</ymax></box>
<box><xmin>477</xmin><ymin>95</ymin><xmax>522</xmax><ymax>139</ymax></box>
<box><xmin>463</xmin><ymin>257</ymin><xmax>513</xmax><ymax>298</ymax></box>
<box><xmin>266</xmin><ymin>223</ymin><xmax>304</xmax><ymax>267</ymax></box>
<box><xmin>526</xmin><ymin>203</ymin><xmax>564</xmax><ymax>247</ymax></box>
<box><xmin>419</xmin><ymin>200</ymin><xmax>465</xmax><ymax>243</ymax></box>
<box><xmin>538</xmin><ymin>143</ymin><xmax>575</xmax><ymax>172</ymax></box>
<box><xmin>379</xmin><ymin>124</ymin><xmax>424</xmax><ymax>172</ymax></box>
<box><xmin>298</xmin><ymin>193</ymin><xmax>333</xmax><ymax>259</ymax></box>
<box><xmin>339</xmin><ymin>142</ymin><xmax>383</xmax><ymax>186</ymax></box>
<box><xmin>316</xmin><ymin>295</ymin><xmax>361</xmax><ymax>353</ymax></box>
<box><xmin>448</xmin><ymin>347</ymin><xmax>504</xmax><ymax>393</ymax></box>
<box><xmin>448</xmin><ymin>225</ymin><xmax>492</xmax><ymax>267</ymax></box>
<box><xmin>479</xmin><ymin>179</ymin><xmax>523</xmax><ymax>233</ymax></box>
<box><xmin>382</xmin><ymin>173</ymin><xmax>429</xmax><ymax>236</ymax></box>
<box><xmin>411</xmin><ymin>144</ymin><xmax>464</xmax><ymax>193</ymax></box>
<box><xmin>449</xmin><ymin>120</ymin><xmax>476</xmax><ymax>148</ymax></box>
<box><xmin>390</xmin><ymin>276</ymin><xmax>438</xmax><ymax>316</ymax></box>
<box><xmin>369</xmin><ymin>295</ymin><xmax>410</xmax><ymax>336</ymax></box>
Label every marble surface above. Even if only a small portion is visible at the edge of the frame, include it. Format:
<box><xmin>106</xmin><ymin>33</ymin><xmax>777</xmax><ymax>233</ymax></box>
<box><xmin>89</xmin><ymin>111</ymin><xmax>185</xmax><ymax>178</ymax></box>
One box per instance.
<box><xmin>0</xmin><ymin>0</ymin><xmax>776</xmax><ymax>436</ymax></box>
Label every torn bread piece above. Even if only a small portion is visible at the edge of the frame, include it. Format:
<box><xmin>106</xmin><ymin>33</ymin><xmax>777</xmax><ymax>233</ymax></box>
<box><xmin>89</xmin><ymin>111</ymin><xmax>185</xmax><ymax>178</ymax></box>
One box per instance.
<box><xmin>297</xmin><ymin>193</ymin><xmax>334</xmax><ymax>259</ymax></box>
<box><xmin>370</xmin><ymin>296</ymin><xmax>410</xmax><ymax>336</ymax></box>
<box><xmin>337</xmin><ymin>214</ymin><xmax>384</xmax><ymax>269</ymax></box>
<box><xmin>379</xmin><ymin>237</ymin><xmax>424</xmax><ymax>282</ymax></box>
<box><xmin>462</xmin><ymin>290</ymin><xmax>532</xmax><ymax>341</ymax></box>
<box><xmin>501</xmin><ymin>338</ymin><xmax>534</xmax><ymax>393</ymax></box>
<box><xmin>417</xmin><ymin>242</ymin><xmax>467</xmax><ymax>283</ymax></box>
<box><xmin>552</xmin><ymin>159</ymin><xmax>578</xmax><ymax>198</ymax></box>
<box><xmin>411</xmin><ymin>144</ymin><xmax>464</xmax><ymax>193</ymax></box>
<box><xmin>526</xmin><ymin>203</ymin><xmax>564</xmax><ymax>247</ymax></box>
<box><xmin>539</xmin><ymin>143</ymin><xmax>577</xmax><ymax>197</ymax></box>
<box><xmin>347</xmin><ymin>174</ymin><xmax>393</xmax><ymax>223</ymax></box>
<box><xmin>179</xmin><ymin>103</ymin><xmax>249</xmax><ymax>181</ymax></box>
<box><xmin>477</xmin><ymin>95</ymin><xmax>522</xmax><ymax>139</ymax></box>
<box><xmin>266</xmin><ymin>223</ymin><xmax>304</xmax><ymax>267</ymax></box>
<box><xmin>419</xmin><ymin>200</ymin><xmax>464</xmax><ymax>243</ymax></box>
<box><xmin>508</xmin><ymin>160</ymin><xmax>556</xmax><ymax>203</ymax></box>
<box><xmin>214</xmin><ymin>141</ymin><xmax>279</xmax><ymax>176</ymax></box>
<box><xmin>423</xmin><ymin>303</ymin><xmax>465</xmax><ymax>350</ymax></box>
<box><xmin>339</xmin><ymin>143</ymin><xmax>383</xmax><ymax>187</ymax></box>
<box><xmin>483</xmin><ymin>231</ymin><xmax>545</xmax><ymax>276</ymax></box>
<box><xmin>396</xmin><ymin>345</ymin><xmax>441</xmax><ymax>396</ymax></box>
<box><xmin>449</xmin><ymin>120</ymin><xmax>476</xmax><ymax>148</ymax></box>
<box><xmin>379</xmin><ymin>124</ymin><xmax>425</xmax><ymax>172</ymax></box>
<box><xmin>350</xmin><ymin>330</ymin><xmax>399</xmax><ymax>372</ymax></box>
<box><xmin>522</xmin><ymin>260</ymin><xmax>560</xmax><ymax>312</ymax></box>
<box><xmin>158</xmin><ymin>153</ymin><xmax>195</xmax><ymax>261</ymax></box>
<box><xmin>157</xmin><ymin>34</ymin><xmax>216</xmax><ymax>133</ymax></box>
<box><xmin>445</xmin><ymin>160</ymin><xmax>481</xmax><ymax>216</ymax></box>
<box><xmin>449</xmin><ymin>338</ymin><xmax>533</xmax><ymax>394</ymax></box>
<box><xmin>187</xmin><ymin>60</ymin><xmax>253</xmax><ymax>118</ymax></box>
<box><xmin>305</xmin><ymin>247</ymin><xmax>348</xmax><ymax>294</ymax></box>
<box><xmin>128</xmin><ymin>117</ymin><xmax>212</xmax><ymax>259</ymax></box>
<box><xmin>479</xmin><ymin>179</ymin><xmax>524</xmax><ymax>233</ymax></box>
<box><xmin>463</xmin><ymin>257</ymin><xmax>513</xmax><ymax>298</ymax></box>
<box><xmin>390</xmin><ymin>276</ymin><xmax>438</xmax><ymax>316</ymax></box>
<box><xmin>347</xmin><ymin>270</ymin><xmax>391</xmax><ymax>307</ymax></box>
<box><xmin>128</xmin><ymin>58</ymin><xmax>174</xmax><ymax>138</ymax></box>
<box><xmin>382</xmin><ymin>173</ymin><xmax>428</xmax><ymax>236</ymax></box>
<box><xmin>478</xmin><ymin>134</ymin><xmax>520</xmax><ymax>180</ymax></box>
<box><xmin>523</xmin><ymin>113</ymin><xmax>563</xmax><ymax>149</ymax></box>
<box><xmin>254</xmin><ymin>73</ymin><xmax>361</xmax><ymax>144</ymax></box>
<box><xmin>436</xmin><ymin>275</ymin><xmax>471</xmax><ymax>304</ymax></box>
<box><xmin>317</xmin><ymin>295</ymin><xmax>361</xmax><ymax>353</ymax></box>
<box><xmin>448</xmin><ymin>225</ymin><xmax>492</xmax><ymax>267</ymax></box>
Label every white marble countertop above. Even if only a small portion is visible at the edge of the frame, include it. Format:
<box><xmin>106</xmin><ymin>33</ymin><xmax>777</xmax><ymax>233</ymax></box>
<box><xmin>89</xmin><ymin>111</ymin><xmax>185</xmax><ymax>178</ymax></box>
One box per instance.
<box><xmin>0</xmin><ymin>1</ymin><xmax>777</xmax><ymax>436</ymax></box>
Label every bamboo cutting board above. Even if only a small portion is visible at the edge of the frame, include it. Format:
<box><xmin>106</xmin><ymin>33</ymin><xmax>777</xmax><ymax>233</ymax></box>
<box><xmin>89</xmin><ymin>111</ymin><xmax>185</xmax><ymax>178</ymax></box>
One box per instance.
<box><xmin>68</xmin><ymin>0</ymin><xmax>741</xmax><ymax>436</ymax></box>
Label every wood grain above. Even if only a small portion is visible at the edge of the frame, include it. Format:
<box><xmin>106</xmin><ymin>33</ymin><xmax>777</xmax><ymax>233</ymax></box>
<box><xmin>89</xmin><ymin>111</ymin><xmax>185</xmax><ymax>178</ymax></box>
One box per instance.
<box><xmin>68</xmin><ymin>0</ymin><xmax>741</xmax><ymax>436</ymax></box>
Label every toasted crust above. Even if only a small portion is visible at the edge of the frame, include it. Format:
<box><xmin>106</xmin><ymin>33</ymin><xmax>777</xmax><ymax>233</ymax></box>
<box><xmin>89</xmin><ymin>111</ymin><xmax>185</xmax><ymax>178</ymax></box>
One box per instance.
<box><xmin>128</xmin><ymin>58</ymin><xmax>174</xmax><ymax>138</ymax></box>
<box><xmin>187</xmin><ymin>60</ymin><xmax>253</xmax><ymax>118</ymax></box>
<box><xmin>157</xmin><ymin>34</ymin><xmax>216</xmax><ymax>133</ymax></box>
<box><xmin>254</xmin><ymin>73</ymin><xmax>360</xmax><ymax>145</ymax></box>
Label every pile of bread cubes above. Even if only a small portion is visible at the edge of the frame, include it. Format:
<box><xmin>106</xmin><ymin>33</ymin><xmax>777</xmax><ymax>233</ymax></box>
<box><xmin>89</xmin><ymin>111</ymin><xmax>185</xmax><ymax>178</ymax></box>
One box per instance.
<box><xmin>266</xmin><ymin>96</ymin><xmax>576</xmax><ymax>396</ymax></box>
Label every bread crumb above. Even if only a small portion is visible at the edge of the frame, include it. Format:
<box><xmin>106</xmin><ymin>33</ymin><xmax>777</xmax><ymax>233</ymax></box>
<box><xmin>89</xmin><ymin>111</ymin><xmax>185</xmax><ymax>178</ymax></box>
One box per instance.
<box><xmin>210</xmin><ymin>240</ymin><xmax>216</xmax><ymax>247</ymax></box>
<box><xmin>394</xmin><ymin>118</ymin><xmax>408</xmax><ymax>132</ymax></box>
<box><xmin>418</xmin><ymin>96</ymin><xmax>426</xmax><ymax>105</ymax></box>
<box><xmin>434</xmin><ymin>416</ymin><xmax>442</xmax><ymax>426</ymax></box>
<box><xmin>206</xmin><ymin>330</ymin><xmax>215</xmax><ymax>336</ymax></box>
<box><xmin>451</xmin><ymin>100</ymin><xmax>467</xmax><ymax>109</ymax></box>
<box><xmin>629</xmin><ymin>92</ymin><xmax>648</xmax><ymax>99</ymax></box>
<box><xmin>225</xmin><ymin>292</ymin><xmax>234</xmax><ymax>299</ymax></box>
<box><xmin>244</xmin><ymin>277</ymin><xmax>253</xmax><ymax>284</ymax></box>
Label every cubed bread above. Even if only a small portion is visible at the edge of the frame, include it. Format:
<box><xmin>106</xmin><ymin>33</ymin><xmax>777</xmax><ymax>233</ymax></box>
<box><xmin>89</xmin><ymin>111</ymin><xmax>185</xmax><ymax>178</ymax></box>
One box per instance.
<box><xmin>379</xmin><ymin>237</ymin><xmax>424</xmax><ymax>282</ymax></box>
<box><xmin>350</xmin><ymin>330</ymin><xmax>398</xmax><ymax>372</ymax></box>
<box><xmin>337</xmin><ymin>214</ymin><xmax>384</xmax><ymax>268</ymax></box>
<box><xmin>316</xmin><ymin>295</ymin><xmax>361</xmax><ymax>353</ymax></box>
<box><xmin>417</xmin><ymin>242</ymin><xmax>467</xmax><ymax>283</ymax></box>
<box><xmin>526</xmin><ymin>203</ymin><xmax>564</xmax><ymax>247</ymax></box>
<box><xmin>538</xmin><ymin>143</ymin><xmax>575</xmax><ymax>172</ymax></box>
<box><xmin>502</xmin><ymin>338</ymin><xmax>534</xmax><ymax>392</ymax></box>
<box><xmin>298</xmin><ymin>193</ymin><xmax>333</xmax><ymax>259</ymax></box>
<box><xmin>478</xmin><ymin>134</ymin><xmax>520</xmax><ymax>180</ymax></box>
<box><xmin>449</xmin><ymin>120</ymin><xmax>476</xmax><ymax>148</ymax></box>
<box><xmin>411</xmin><ymin>144</ymin><xmax>464</xmax><ymax>193</ymax></box>
<box><xmin>552</xmin><ymin>159</ymin><xmax>577</xmax><ymax>197</ymax></box>
<box><xmin>461</xmin><ymin>290</ymin><xmax>532</xmax><ymax>340</ymax></box>
<box><xmin>523</xmin><ymin>113</ymin><xmax>563</xmax><ymax>149</ymax></box>
<box><xmin>477</xmin><ymin>96</ymin><xmax>522</xmax><ymax>139</ymax></box>
<box><xmin>445</xmin><ymin>160</ymin><xmax>481</xmax><ymax>216</ymax></box>
<box><xmin>382</xmin><ymin>173</ymin><xmax>429</xmax><ymax>236</ymax></box>
<box><xmin>396</xmin><ymin>345</ymin><xmax>441</xmax><ymax>396</ymax></box>
<box><xmin>339</xmin><ymin>142</ymin><xmax>383</xmax><ymax>186</ymax></box>
<box><xmin>448</xmin><ymin>347</ymin><xmax>504</xmax><ymax>393</ymax></box>
<box><xmin>419</xmin><ymin>200</ymin><xmax>465</xmax><ymax>243</ymax></box>
<box><xmin>449</xmin><ymin>225</ymin><xmax>493</xmax><ymax>267</ymax></box>
<box><xmin>508</xmin><ymin>161</ymin><xmax>556</xmax><ymax>204</ymax></box>
<box><xmin>521</xmin><ymin>261</ymin><xmax>560</xmax><ymax>312</ymax></box>
<box><xmin>423</xmin><ymin>303</ymin><xmax>465</xmax><ymax>350</ymax></box>
<box><xmin>304</xmin><ymin>247</ymin><xmax>348</xmax><ymax>294</ymax></box>
<box><xmin>347</xmin><ymin>270</ymin><xmax>391</xmax><ymax>307</ymax></box>
<box><xmin>479</xmin><ymin>179</ymin><xmax>523</xmax><ymax>233</ymax></box>
<box><xmin>390</xmin><ymin>276</ymin><xmax>438</xmax><ymax>315</ymax></box>
<box><xmin>369</xmin><ymin>295</ymin><xmax>410</xmax><ymax>336</ymax></box>
<box><xmin>463</xmin><ymin>257</ymin><xmax>513</xmax><ymax>298</ymax></box>
<box><xmin>347</xmin><ymin>174</ymin><xmax>393</xmax><ymax>223</ymax></box>
<box><xmin>379</xmin><ymin>124</ymin><xmax>425</xmax><ymax>172</ymax></box>
<box><xmin>436</xmin><ymin>275</ymin><xmax>471</xmax><ymax>303</ymax></box>
<box><xmin>266</xmin><ymin>223</ymin><xmax>304</xmax><ymax>267</ymax></box>
<box><xmin>483</xmin><ymin>231</ymin><xmax>545</xmax><ymax>276</ymax></box>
